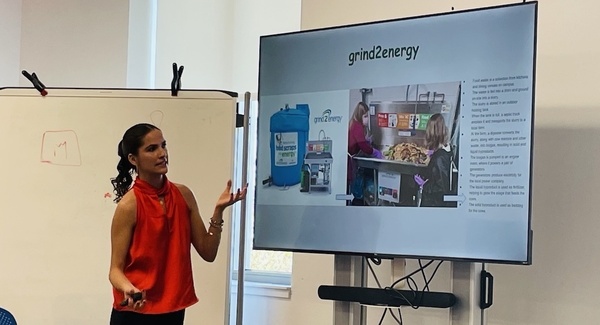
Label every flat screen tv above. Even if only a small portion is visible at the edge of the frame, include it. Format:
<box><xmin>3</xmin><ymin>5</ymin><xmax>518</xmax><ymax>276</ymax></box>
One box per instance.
<box><xmin>253</xmin><ymin>2</ymin><xmax>537</xmax><ymax>264</ymax></box>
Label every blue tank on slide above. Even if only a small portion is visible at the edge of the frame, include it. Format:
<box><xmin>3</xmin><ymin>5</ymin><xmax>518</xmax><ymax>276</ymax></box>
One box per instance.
<box><xmin>269</xmin><ymin>104</ymin><xmax>310</xmax><ymax>186</ymax></box>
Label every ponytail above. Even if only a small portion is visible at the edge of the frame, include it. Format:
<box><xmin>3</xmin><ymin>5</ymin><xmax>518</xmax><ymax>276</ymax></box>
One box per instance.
<box><xmin>110</xmin><ymin>123</ymin><xmax>160</xmax><ymax>203</ymax></box>
<box><xmin>110</xmin><ymin>140</ymin><xmax>135</xmax><ymax>203</ymax></box>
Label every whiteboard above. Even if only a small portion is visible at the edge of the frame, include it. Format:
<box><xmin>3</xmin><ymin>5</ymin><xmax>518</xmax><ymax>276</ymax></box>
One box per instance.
<box><xmin>0</xmin><ymin>88</ymin><xmax>237</xmax><ymax>325</ymax></box>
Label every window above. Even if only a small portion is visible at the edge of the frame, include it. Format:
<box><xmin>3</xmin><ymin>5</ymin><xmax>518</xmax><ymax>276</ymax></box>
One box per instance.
<box><xmin>230</xmin><ymin>97</ymin><xmax>292</xmax><ymax>289</ymax></box>
<box><xmin>249</xmin><ymin>250</ymin><xmax>292</xmax><ymax>273</ymax></box>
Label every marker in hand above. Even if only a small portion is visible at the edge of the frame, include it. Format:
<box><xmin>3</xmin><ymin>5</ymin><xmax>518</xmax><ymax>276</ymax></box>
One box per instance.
<box><xmin>120</xmin><ymin>291</ymin><xmax>144</xmax><ymax>307</ymax></box>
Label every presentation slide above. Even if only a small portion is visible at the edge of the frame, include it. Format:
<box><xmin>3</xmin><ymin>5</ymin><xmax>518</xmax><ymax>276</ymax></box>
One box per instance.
<box><xmin>254</xmin><ymin>3</ymin><xmax>536</xmax><ymax>263</ymax></box>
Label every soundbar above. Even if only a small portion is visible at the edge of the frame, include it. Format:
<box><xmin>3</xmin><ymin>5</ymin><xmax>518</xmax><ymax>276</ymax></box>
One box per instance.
<box><xmin>318</xmin><ymin>285</ymin><xmax>456</xmax><ymax>308</ymax></box>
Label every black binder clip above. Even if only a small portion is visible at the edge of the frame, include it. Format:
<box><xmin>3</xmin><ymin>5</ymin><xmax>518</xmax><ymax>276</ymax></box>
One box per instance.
<box><xmin>22</xmin><ymin>70</ymin><xmax>48</xmax><ymax>96</ymax></box>
<box><xmin>171</xmin><ymin>63</ymin><xmax>184</xmax><ymax>96</ymax></box>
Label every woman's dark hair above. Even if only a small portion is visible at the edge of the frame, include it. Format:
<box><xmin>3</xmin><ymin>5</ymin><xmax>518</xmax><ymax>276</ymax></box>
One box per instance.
<box><xmin>111</xmin><ymin>123</ymin><xmax>160</xmax><ymax>203</ymax></box>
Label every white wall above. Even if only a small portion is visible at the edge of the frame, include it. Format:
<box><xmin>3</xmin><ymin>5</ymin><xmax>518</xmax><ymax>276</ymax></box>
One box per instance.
<box><xmin>239</xmin><ymin>254</ymin><xmax>334</xmax><ymax>325</ymax></box>
<box><xmin>9</xmin><ymin>1</ymin><xmax>576</xmax><ymax>324</ymax></box>
<box><xmin>151</xmin><ymin>0</ymin><xmax>301</xmax><ymax>94</ymax></box>
<box><xmin>153</xmin><ymin>0</ymin><xmax>235</xmax><ymax>91</ymax></box>
<box><xmin>226</xmin><ymin>2</ymin><xmax>339</xmax><ymax>325</ymax></box>
<box><xmin>299</xmin><ymin>0</ymin><xmax>600</xmax><ymax>324</ymax></box>
<box><xmin>7</xmin><ymin>1</ymin><xmax>310</xmax><ymax>324</ymax></box>
<box><xmin>0</xmin><ymin>0</ymin><xmax>22</xmax><ymax>87</ymax></box>
<box><xmin>151</xmin><ymin>4</ymin><xmax>306</xmax><ymax>323</ymax></box>
<box><xmin>127</xmin><ymin>0</ymin><xmax>156</xmax><ymax>88</ymax></box>
<box><xmin>230</xmin><ymin>0</ymin><xmax>302</xmax><ymax>94</ymax></box>
<box><xmin>18</xmin><ymin>0</ymin><xmax>129</xmax><ymax>88</ymax></box>
<box><xmin>5</xmin><ymin>0</ymin><xmax>302</xmax><ymax>93</ymax></box>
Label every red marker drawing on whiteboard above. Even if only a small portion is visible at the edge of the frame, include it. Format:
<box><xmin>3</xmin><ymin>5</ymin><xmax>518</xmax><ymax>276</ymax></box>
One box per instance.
<box><xmin>40</xmin><ymin>130</ymin><xmax>82</xmax><ymax>166</ymax></box>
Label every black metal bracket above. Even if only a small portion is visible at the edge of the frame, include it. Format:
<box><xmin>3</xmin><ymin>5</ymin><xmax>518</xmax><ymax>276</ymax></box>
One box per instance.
<box><xmin>236</xmin><ymin>113</ymin><xmax>244</xmax><ymax>128</ymax></box>
<box><xmin>479</xmin><ymin>270</ymin><xmax>494</xmax><ymax>309</ymax></box>
<box><xmin>235</xmin><ymin>102</ymin><xmax>244</xmax><ymax>128</ymax></box>
<box><xmin>22</xmin><ymin>70</ymin><xmax>48</xmax><ymax>96</ymax></box>
<box><xmin>171</xmin><ymin>62</ymin><xmax>184</xmax><ymax>96</ymax></box>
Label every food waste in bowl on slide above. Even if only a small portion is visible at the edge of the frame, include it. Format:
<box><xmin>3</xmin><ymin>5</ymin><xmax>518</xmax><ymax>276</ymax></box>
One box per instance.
<box><xmin>383</xmin><ymin>142</ymin><xmax>430</xmax><ymax>165</ymax></box>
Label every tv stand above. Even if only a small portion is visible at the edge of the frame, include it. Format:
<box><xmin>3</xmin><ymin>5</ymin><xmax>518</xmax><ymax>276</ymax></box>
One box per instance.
<box><xmin>318</xmin><ymin>285</ymin><xmax>456</xmax><ymax>308</ymax></box>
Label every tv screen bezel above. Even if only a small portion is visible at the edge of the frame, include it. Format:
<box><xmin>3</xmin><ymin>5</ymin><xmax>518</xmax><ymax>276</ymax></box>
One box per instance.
<box><xmin>254</xmin><ymin>1</ymin><xmax>537</xmax><ymax>265</ymax></box>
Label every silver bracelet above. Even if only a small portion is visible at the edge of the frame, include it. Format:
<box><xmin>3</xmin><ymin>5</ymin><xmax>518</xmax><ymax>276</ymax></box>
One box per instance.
<box><xmin>209</xmin><ymin>218</ymin><xmax>224</xmax><ymax>229</ymax></box>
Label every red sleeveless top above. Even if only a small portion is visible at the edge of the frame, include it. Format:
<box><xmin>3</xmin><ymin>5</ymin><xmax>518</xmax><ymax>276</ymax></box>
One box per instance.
<box><xmin>112</xmin><ymin>177</ymin><xmax>198</xmax><ymax>314</ymax></box>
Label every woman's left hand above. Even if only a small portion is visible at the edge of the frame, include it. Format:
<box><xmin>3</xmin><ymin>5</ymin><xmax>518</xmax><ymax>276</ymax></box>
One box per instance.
<box><xmin>414</xmin><ymin>174</ymin><xmax>428</xmax><ymax>188</ymax></box>
<box><xmin>216</xmin><ymin>180</ymin><xmax>248</xmax><ymax>210</ymax></box>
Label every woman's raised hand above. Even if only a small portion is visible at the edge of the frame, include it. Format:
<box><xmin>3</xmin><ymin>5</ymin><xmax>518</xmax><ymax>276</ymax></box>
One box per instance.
<box><xmin>216</xmin><ymin>180</ymin><xmax>248</xmax><ymax>210</ymax></box>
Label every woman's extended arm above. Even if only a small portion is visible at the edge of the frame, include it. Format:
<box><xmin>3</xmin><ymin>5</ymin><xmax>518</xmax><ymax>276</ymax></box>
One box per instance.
<box><xmin>349</xmin><ymin>122</ymin><xmax>374</xmax><ymax>155</ymax></box>
<box><xmin>181</xmin><ymin>181</ymin><xmax>247</xmax><ymax>262</ymax></box>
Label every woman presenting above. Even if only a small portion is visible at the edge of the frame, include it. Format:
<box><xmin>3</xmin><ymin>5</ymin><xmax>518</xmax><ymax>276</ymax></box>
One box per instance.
<box><xmin>108</xmin><ymin>123</ymin><xmax>247</xmax><ymax>324</ymax></box>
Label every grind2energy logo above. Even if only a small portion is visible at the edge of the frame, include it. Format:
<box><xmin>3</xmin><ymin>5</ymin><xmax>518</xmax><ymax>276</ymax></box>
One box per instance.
<box><xmin>314</xmin><ymin>109</ymin><xmax>343</xmax><ymax>124</ymax></box>
<box><xmin>348</xmin><ymin>44</ymin><xmax>420</xmax><ymax>66</ymax></box>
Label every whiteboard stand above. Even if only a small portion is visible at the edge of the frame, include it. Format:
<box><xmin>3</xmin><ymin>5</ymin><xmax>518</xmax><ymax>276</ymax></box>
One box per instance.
<box><xmin>235</xmin><ymin>92</ymin><xmax>252</xmax><ymax>325</ymax></box>
<box><xmin>450</xmin><ymin>262</ymin><xmax>487</xmax><ymax>325</ymax></box>
<box><xmin>0</xmin><ymin>88</ymin><xmax>239</xmax><ymax>325</ymax></box>
<box><xmin>333</xmin><ymin>255</ymin><xmax>367</xmax><ymax>325</ymax></box>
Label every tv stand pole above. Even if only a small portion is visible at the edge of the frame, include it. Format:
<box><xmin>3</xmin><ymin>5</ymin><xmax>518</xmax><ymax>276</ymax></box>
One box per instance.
<box><xmin>333</xmin><ymin>255</ymin><xmax>367</xmax><ymax>325</ymax></box>
<box><xmin>450</xmin><ymin>262</ymin><xmax>490</xmax><ymax>325</ymax></box>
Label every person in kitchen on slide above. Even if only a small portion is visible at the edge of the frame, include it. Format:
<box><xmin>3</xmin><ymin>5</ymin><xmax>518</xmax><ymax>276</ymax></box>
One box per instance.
<box><xmin>347</xmin><ymin>101</ymin><xmax>383</xmax><ymax>206</ymax></box>
<box><xmin>414</xmin><ymin>113</ymin><xmax>454</xmax><ymax>207</ymax></box>
<box><xmin>108</xmin><ymin>123</ymin><xmax>247</xmax><ymax>325</ymax></box>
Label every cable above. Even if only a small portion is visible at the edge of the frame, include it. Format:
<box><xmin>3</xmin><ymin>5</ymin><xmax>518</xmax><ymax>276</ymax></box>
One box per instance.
<box><xmin>365</xmin><ymin>257</ymin><xmax>402</xmax><ymax>324</ymax></box>
<box><xmin>405</xmin><ymin>276</ymin><xmax>419</xmax><ymax>293</ymax></box>
<box><xmin>367</xmin><ymin>257</ymin><xmax>402</xmax><ymax>325</ymax></box>
<box><xmin>414</xmin><ymin>260</ymin><xmax>445</xmax><ymax>308</ymax></box>
<box><xmin>366</xmin><ymin>257</ymin><xmax>383</xmax><ymax>289</ymax></box>
<box><xmin>390</xmin><ymin>260</ymin><xmax>434</xmax><ymax>288</ymax></box>
<box><xmin>391</xmin><ymin>307</ymin><xmax>403</xmax><ymax>325</ymax></box>
<box><xmin>425</xmin><ymin>260</ymin><xmax>444</xmax><ymax>289</ymax></box>
<box><xmin>374</xmin><ymin>259</ymin><xmax>445</xmax><ymax>323</ymax></box>
<box><xmin>418</xmin><ymin>259</ymin><xmax>430</xmax><ymax>291</ymax></box>
<box><xmin>377</xmin><ymin>308</ymin><xmax>387</xmax><ymax>325</ymax></box>
<box><xmin>387</xmin><ymin>259</ymin><xmax>446</xmax><ymax>310</ymax></box>
<box><xmin>387</xmin><ymin>264</ymin><xmax>425</xmax><ymax>310</ymax></box>
<box><xmin>370</xmin><ymin>256</ymin><xmax>382</xmax><ymax>265</ymax></box>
